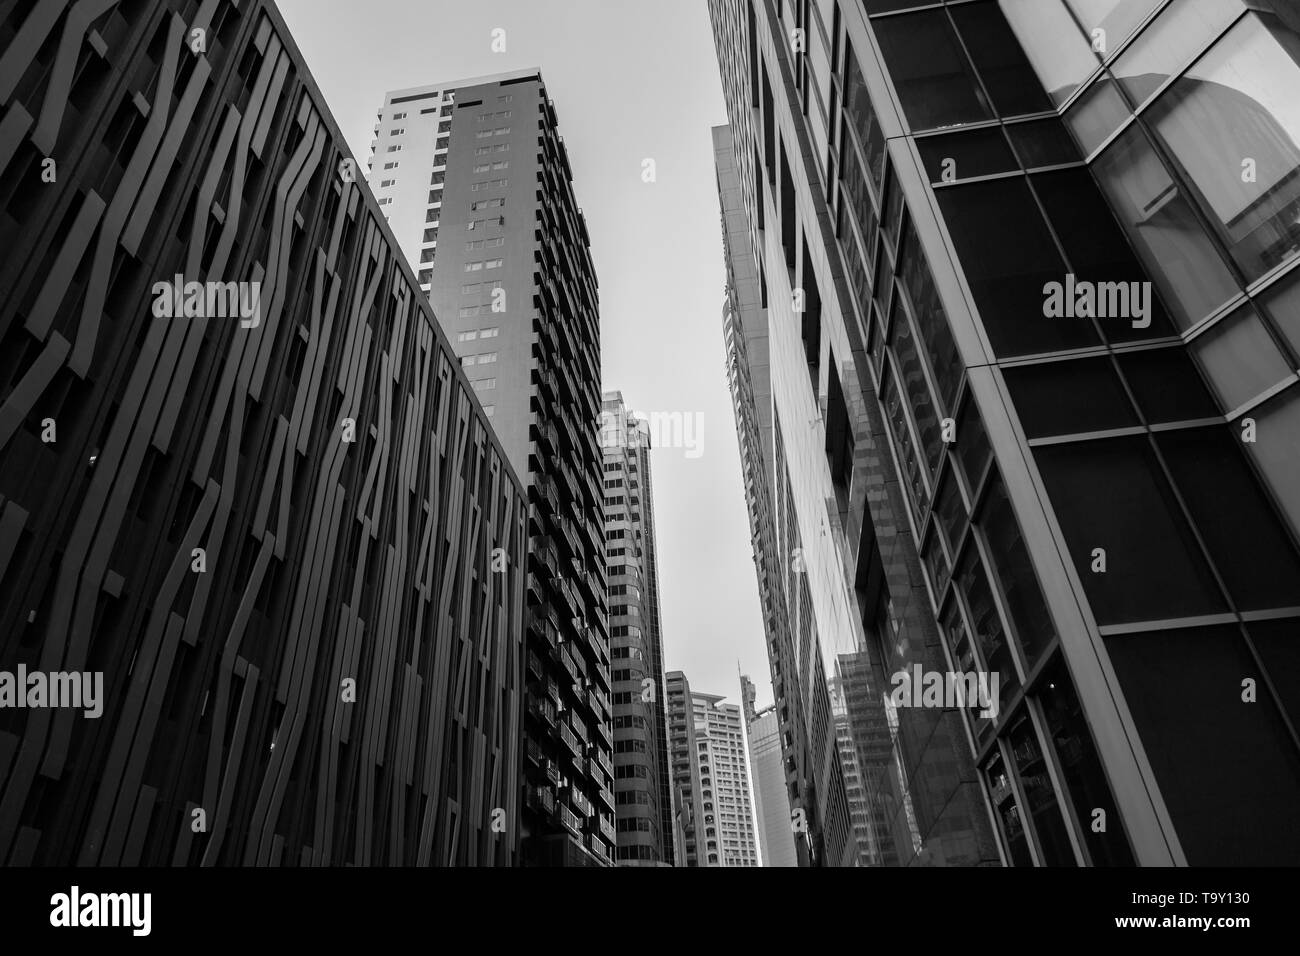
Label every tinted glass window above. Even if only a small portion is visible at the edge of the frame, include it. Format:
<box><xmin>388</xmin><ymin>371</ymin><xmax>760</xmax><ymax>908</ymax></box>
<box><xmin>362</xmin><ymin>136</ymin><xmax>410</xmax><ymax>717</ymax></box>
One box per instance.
<box><xmin>1036</xmin><ymin>436</ymin><xmax>1226</xmax><ymax>624</ymax></box>
<box><xmin>1005</xmin><ymin>356</ymin><xmax>1137</xmax><ymax>438</ymax></box>
<box><xmin>918</xmin><ymin>127</ymin><xmax>1018</xmax><ymax>183</ymax></box>
<box><xmin>874</xmin><ymin>10</ymin><xmax>993</xmax><ymax>130</ymax></box>
<box><xmin>1158</xmin><ymin>426</ymin><xmax>1300</xmax><ymax>610</ymax></box>
<box><xmin>950</xmin><ymin>2</ymin><xmax>1053</xmax><ymax>118</ymax></box>
<box><xmin>1104</xmin><ymin>624</ymin><xmax>1300</xmax><ymax>864</ymax></box>
<box><xmin>938</xmin><ymin>177</ymin><xmax>1099</xmax><ymax>357</ymax></box>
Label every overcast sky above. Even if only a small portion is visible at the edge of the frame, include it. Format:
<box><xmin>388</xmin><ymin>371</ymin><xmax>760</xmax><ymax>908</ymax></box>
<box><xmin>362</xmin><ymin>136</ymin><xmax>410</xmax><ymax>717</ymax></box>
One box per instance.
<box><xmin>277</xmin><ymin>0</ymin><xmax>772</xmax><ymax>709</ymax></box>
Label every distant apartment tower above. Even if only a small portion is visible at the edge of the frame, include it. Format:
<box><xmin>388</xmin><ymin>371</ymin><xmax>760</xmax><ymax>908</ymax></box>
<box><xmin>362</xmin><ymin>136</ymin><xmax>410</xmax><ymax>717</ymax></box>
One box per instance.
<box><xmin>667</xmin><ymin>673</ymin><xmax>759</xmax><ymax>866</ymax></box>
<box><xmin>740</xmin><ymin>676</ymin><xmax>798</xmax><ymax>867</ymax></box>
<box><xmin>600</xmin><ymin>392</ymin><xmax>674</xmax><ymax>865</ymax></box>
<box><xmin>0</xmin><ymin>0</ymin><xmax>526</xmax><ymax>866</ymax></box>
<box><xmin>710</xmin><ymin>0</ymin><xmax>1300</xmax><ymax>866</ymax></box>
<box><xmin>375</xmin><ymin>71</ymin><xmax>614</xmax><ymax>865</ymax></box>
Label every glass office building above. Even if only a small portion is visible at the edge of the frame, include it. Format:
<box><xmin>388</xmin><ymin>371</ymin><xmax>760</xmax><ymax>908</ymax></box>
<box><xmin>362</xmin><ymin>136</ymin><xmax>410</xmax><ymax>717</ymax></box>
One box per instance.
<box><xmin>709</xmin><ymin>0</ymin><xmax>1300</xmax><ymax>865</ymax></box>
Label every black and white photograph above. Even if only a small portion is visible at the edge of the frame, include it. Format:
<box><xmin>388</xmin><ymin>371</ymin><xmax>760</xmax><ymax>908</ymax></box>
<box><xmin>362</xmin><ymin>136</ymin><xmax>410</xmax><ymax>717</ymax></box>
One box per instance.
<box><xmin>0</xmin><ymin>0</ymin><xmax>1296</xmax><ymax>938</ymax></box>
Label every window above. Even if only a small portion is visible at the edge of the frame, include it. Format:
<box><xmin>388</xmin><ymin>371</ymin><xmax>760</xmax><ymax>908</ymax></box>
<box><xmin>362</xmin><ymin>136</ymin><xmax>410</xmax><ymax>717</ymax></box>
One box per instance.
<box><xmin>1036</xmin><ymin>436</ymin><xmax>1226</xmax><ymax>625</ymax></box>
<box><xmin>937</xmin><ymin>176</ymin><xmax>1098</xmax><ymax>357</ymax></box>
<box><xmin>475</xmin><ymin>146</ymin><xmax>491</xmax><ymax>155</ymax></box>
<box><xmin>391</xmin><ymin>112</ymin><xmax>406</xmax><ymax>120</ymax></box>
<box><xmin>1190</xmin><ymin>304</ymin><xmax>1293</xmax><ymax>413</ymax></box>
<box><xmin>465</xmin><ymin>262</ymin><xmax>483</xmax><ymax>272</ymax></box>
<box><xmin>380</xmin><ymin>179</ymin><xmax>394</xmax><ymax>187</ymax></box>
<box><xmin>385</xmin><ymin>145</ymin><xmax>401</xmax><ymax>152</ymax></box>
<box><xmin>483</xmin><ymin>405</ymin><xmax>495</xmax><ymax>417</ymax></box>
<box><xmin>390</xmin><ymin>127</ymin><xmax>404</xmax><ymax>136</ymax></box>
<box><xmin>873</xmin><ymin>9</ymin><xmax>992</xmax><ymax>131</ymax></box>
<box><xmin>471</xmin><ymin>378</ymin><xmax>496</xmax><ymax>390</ymax></box>
<box><xmin>477</xmin><ymin>352</ymin><xmax>497</xmax><ymax>364</ymax></box>
<box><xmin>1093</xmin><ymin>126</ymin><xmax>1239</xmax><ymax>329</ymax></box>
<box><xmin>492</xmin><ymin>161</ymin><xmax>509</xmax><ymax>170</ymax></box>
<box><xmin>1145</xmin><ymin>13</ymin><xmax>1300</xmax><ymax>283</ymax></box>
<box><xmin>495</xmin><ymin>127</ymin><xmax>511</xmax><ymax>136</ymax></box>
<box><xmin>461</xmin><ymin>355</ymin><xmax>475</xmax><ymax>366</ymax></box>
<box><xmin>499</xmin><ymin>94</ymin><xmax>512</xmax><ymax>103</ymax></box>
<box><xmin>383</xmin><ymin>162</ymin><xmax>398</xmax><ymax>170</ymax></box>
<box><xmin>479</xmin><ymin>327</ymin><xmax>499</xmax><ymax>338</ymax></box>
<box><xmin>485</xmin><ymin>258</ymin><xmax>503</xmax><ymax>269</ymax></box>
<box><xmin>423</xmin><ymin>228</ymin><xmax>438</xmax><ymax>243</ymax></box>
<box><xmin>474</xmin><ymin>164</ymin><xmax>490</xmax><ymax>173</ymax></box>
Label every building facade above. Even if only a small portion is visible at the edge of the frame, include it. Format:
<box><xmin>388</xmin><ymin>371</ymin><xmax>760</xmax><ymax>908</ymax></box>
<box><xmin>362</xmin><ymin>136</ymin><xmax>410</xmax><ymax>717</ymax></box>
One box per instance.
<box><xmin>709</xmin><ymin>0</ymin><xmax>1300</xmax><ymax>865</ymax></box>
<box><xmin>718</xmin><ymin>121</ymin><xmax>866</xmax><ymax>867</ymax></box>
<box><xmin>740</xmin><ymin>675</ymin><xmax>798</xmax><ymax>866</ymax></box>
<box><xmin>666</xmin><ymin>672</ymin><xmax>759</xmax><ymax>866</ymax></box>
<box><xmin>373</xmin><ymin>71</ymin><xmax>614</xmax><ymax>865</ymax></box>
<box><xmin>600</xmin><ymin>392</ymin><xmax>674</xmax><ymax>865</ymax></box>
<box><xmin>0</xmin><ymin>0</ymin><xmax>526</xmax><ymax>866</ymax></box>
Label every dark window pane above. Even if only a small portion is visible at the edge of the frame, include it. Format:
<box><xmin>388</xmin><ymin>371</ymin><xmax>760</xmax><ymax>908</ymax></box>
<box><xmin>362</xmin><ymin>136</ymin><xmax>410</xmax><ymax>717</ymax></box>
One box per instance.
<box><xmin>1104</xmin><ymin>625</ymin><xmax>1300</xmax><ymax>864</ymax></box>
<box><xmin>1004</xmin><ymin>356</ymin><xmax>1137</xmax><ymax>439</ymax></box>
<box><xmin>937</xmin><ymin>177</ymin><xmax>1099</xmax><ymax>357</ymax></box>
<box><xmin>950</xmin><ymin>1</ymin><xmax>1053</xmax><ymax>118</ymax></box>
<box><xmin>986</xmin><ymin>753</ymin><xmax>1033</xmax><ymax>864</ymax></box>
<box><xmin>1116</xmin><ymin>347</ymin><xmax>1221</xmax><ymax>424</ymax></box>
<box><xmin>1031</xmin><ymin>167</ymin><xmax>1175</xmax><ymax>342</ymax></box>
<box><xmin>1036</xmin><ymin>436</ymin><xmax>1226</xmax><ymax>624</ymax></box>
<box><xmin>955</xmin><ymin>393</ymin><xmax>992</xmax><ymax>491</ymax></box>
<box><xmin>874</xmin><ymin>10</ymin><xmax>993</xmax><ymax>131</ymax></box>
<box><xmin>933</xmin><ymin>468</ymin><xmax>967</xmax><ymax>552</ymax></box>
<box><xmin>898</xmin><ymin>223</ymin><xmax>963</xmax><ymax>411</ymax></box>
<box><xmin>979</xmin><ymin>472</ymin><xmax>1056</xmax><ymax>666</ymax></box>
<box><xmin>1158</xmin><ymin>426</ymin><xmax>1300</xmax><ymax>610</ymax></box>
<box><xmin>955</xmin><ymin>543</ymin><xmax>1020</xmax><ymax>700</ymax></box>
<box><xmin>844</xmin><ymin>43</ymin><xmax>887</xmax><ymax>187</ymax></box>
<box><xmin>918</xmin><ymin>127</ymin><xmax>1018</xmax><ymax>183</ymax></box>
<box><xmin>1036</xmin><ymin>657</ymin><xmax>1135</xmax><ymax>866</ymax></box>
<box><xmin>1006</xmin><ymin>117</ymin><xmax>1081</xmax><ymax>169</ymax></box>
<box><xmin>890</xmin><ymin>302</ymin><xmax>944</xmax><ymax>473</ymax></box>
<box><xmin>1008</xmin><ymin>715</ymin><xmax>1076</xmax><ymax>864</ymax></box>
<box><xmin>1249</xmin><ymin>619</ymin><xmax>1300</xmax><ymax>736</ymax></box>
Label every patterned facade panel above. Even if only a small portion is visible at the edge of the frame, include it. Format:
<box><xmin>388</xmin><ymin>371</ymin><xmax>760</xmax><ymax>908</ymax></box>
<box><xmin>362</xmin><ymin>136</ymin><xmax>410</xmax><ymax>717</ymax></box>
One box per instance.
<box><xmin>0</xmin><ymin>0</ymin><xmax>525</xmax><ymax>866</ymax></box>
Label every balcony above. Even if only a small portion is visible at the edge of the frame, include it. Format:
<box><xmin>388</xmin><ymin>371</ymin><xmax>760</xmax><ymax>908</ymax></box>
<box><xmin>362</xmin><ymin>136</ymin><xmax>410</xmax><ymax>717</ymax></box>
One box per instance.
<box><xmin>559</xmin><ymin>721</ymin><xmax>583</xmax><ymax>759</ymax></box>
<box><xmin>595</xmin><ymin>784</ymin><xmax>616</xmax><ymax>813</ymax></box>
<box><xmin>545</xmin><ymin>759</ymin><xmax>561</xmax><ymax>787</ymax></box>
<box><xmin>599</xmin><ymin>814</ymin><xmax>617</xmax><ymax>844</ymax></box>
<box><xmin>557</xmin><ymin>803</ymin><xmax>582</xmax><ymax>836</ymax></box>
<box><xmin>527</xmin><ymin>649</ymin><xmax>544</xmax><ymax>680</ymax></box>
<box><xmin>527</xmin><ymin>784</ymin><xmax>555</xmax><ymax>815</ymax></box>
<box><xmin>570</xmin><ymin>788</ymin><xmax>594</xmax><ymax>819</ymax></box>
<box><xmin>527</xmin><ymin>691</ymin><xmax>557</xmax><ymax>728</ymax></box>
<box><xmin>588</xmin><ymin>834</ymin><xmax>610</xmax><ymax>862</ymax></box>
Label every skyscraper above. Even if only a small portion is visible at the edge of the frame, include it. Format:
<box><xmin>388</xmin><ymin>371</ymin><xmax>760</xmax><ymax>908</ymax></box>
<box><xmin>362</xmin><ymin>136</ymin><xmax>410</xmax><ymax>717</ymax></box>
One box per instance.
<box><xmin>0</xmin><ymin>0</ymin><xmax>526</xmax><ymax>866</ymax></box>
<box><xmin>374</xmin><ymin>71</ymin><xmax>613</xmax><ymax>865</ymax></box>
<box><xmin>710</xmin><ymin>0</ymin><xmax>1300</xmax><ymax>865</ymax></box>
<box><xmin>740</xmin><ymin>675</ymin><xmax>798</xmax><ymax>867</ymax></box>
<box><xmin>600</xmin><ymin>392</ymin><xmax>674</xmax><ymax>865</ymax></box>
<box><xmin>717</xmin><ymin>121</ymin><xmax>852</xmax><ymax>867</ymax></box>
<box><xmin>666</xmin><ymin>672</ymin><xmax>759</xmax><ymax>866</ymax></box>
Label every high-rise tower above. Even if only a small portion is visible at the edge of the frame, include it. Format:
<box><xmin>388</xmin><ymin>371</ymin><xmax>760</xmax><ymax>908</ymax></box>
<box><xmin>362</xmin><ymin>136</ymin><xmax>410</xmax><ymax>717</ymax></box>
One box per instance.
<box><xmin>709</xmin><ymin>0</ymin><xmax>1300</xmax><ymax>865</ymax></box>
<box><xmin>600</xmin><ymin>392</ymin><xmax>674</xmax><ymax>865</ymax></box>
<box><xmin>374</xmin><ymin>71</ymin><xmax>613</xmax><ymax>865</ymax></box>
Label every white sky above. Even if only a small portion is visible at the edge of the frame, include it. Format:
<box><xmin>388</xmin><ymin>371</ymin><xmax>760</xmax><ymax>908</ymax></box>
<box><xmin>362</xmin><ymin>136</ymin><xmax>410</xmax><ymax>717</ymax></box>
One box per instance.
<box><xmin>278</xmin><ymin>0</ymin><xmax>772</xmax><ymax>709</ymax></box>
